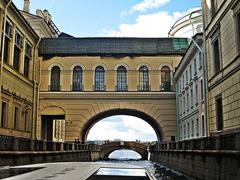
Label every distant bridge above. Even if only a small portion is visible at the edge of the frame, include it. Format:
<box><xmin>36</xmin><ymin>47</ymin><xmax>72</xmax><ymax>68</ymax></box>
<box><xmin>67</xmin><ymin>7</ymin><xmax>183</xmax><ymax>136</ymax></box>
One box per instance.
<box><xmin>99</xmin><ymin>141</ymin><xmax>148</xmax><ymax>160</ymax></box>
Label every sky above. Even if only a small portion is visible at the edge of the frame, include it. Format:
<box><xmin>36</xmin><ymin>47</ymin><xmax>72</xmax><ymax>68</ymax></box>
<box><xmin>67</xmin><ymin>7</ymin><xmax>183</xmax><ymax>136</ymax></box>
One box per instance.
<box><xmin>13</xmin><ymin>0</ymin><xmax>201</xmax><ymax>37</ymax></box>
<box><xmin>87</xmin><ymin>115</ymin><xmax>157</xmax><ymax>142</ymax></box>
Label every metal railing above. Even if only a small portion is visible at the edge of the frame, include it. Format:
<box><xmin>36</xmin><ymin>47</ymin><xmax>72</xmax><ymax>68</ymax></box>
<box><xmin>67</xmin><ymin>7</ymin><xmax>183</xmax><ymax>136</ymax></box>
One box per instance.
<box><xmin>71</xmin><ymin>84</ymin><xmax>84</xmax><ymax>91</ymax></box>
<box><xmin>150</xmin><ymin>131</ymin><xmax>240</xmax><ymax>151</ymax></box>
<box><xmin>0</xmin><ymin>135</ymin><xmax>100</xmax><ymax>152</ymax></box>
<box><xmin>115</xmin><ymin>85</ymin><xmax>128</xmax><ymax>92</ymax></box>
<box><xmin>137</xmin><ymin>85</ymin><xmax>151</xmax><ymax>92</ymax></box>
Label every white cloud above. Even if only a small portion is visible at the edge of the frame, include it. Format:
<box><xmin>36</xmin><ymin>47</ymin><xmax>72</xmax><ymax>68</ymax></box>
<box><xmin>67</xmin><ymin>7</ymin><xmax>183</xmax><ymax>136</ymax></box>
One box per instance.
<box><xmin>100</xmin><ymin>11</ymin><xmax>184</xmax><ymax>37</ymax></box>
<box><xmin>87</xmin><ymin>115</ymin><xmax>157</xmax><ymax>141</ymax></box>
<box><xmin>100</xmin><ymin>8</ymin><xmax>201</xmax><ymax>37</ymax></box>
<box><xmin>130</xmin><ymin>0</ymin><xmax>170</xmax><ymax>13</ymax></box>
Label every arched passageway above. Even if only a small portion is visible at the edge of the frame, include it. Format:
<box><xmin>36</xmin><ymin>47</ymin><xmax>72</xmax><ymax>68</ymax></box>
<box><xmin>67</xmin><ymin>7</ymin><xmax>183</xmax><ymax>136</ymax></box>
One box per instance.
<box><xmin>82</xmin><ymin>109</ymin><xmax>162</xmax><ymax>143</ymax></box>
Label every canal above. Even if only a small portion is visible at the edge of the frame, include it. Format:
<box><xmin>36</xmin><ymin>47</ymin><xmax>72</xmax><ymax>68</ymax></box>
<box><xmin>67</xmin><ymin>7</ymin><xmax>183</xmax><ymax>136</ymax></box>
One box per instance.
<box><xmin>98</xmin><ymin>149</ymin><xmax>196</xmax><ymax>180</ymax></box>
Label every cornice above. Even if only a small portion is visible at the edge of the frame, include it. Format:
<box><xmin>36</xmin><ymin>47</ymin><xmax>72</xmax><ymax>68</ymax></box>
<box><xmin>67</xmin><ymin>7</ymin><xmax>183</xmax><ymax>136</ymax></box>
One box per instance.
<box><xmin>39</xmin><ymin>92</ymin><xmax>176</xmax><ymax>100</ymax></box>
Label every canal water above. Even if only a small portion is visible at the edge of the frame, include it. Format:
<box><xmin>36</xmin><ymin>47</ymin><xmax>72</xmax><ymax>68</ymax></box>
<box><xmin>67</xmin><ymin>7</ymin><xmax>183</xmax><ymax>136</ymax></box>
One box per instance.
<box><xmin>98</xmin><ymin>149</ymin><xmax>195</xmax><ymax>180</ymax></box>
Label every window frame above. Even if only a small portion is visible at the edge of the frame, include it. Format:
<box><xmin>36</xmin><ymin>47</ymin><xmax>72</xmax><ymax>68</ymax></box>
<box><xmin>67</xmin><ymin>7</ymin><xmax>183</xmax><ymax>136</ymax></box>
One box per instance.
<box><xmin>23</xmin><ymin>42</ymin><xmax>32</xmax><ymax>78</ymax></box>
<box><xmin>94</xmin><ymin>66</ymin><xmax>105</xmax><ymax>91</ymax></box>
<box><xmin>211</xmin><ymin>28</ymin><xmax>222</xmax><ymax>74</ymax></box>
<box><xmin>138</xmin><ymin>66</ymin><xmax>150</xmax><ymax>91</ymax></box>
<box><xmin>160</xmin><ymin>66</ymin><xmax>171</xmax><ymax>91</ymax></box>
<box><xmin>13</xmin><ymin>30</ymin><xmax>23</xmax><ymax>71</ymax></box>
<box><xmin>50</xmin><ymin>66</ymin><xmax>61</xmax><ymax>91</ymax></box>
<box><xmin>72</xmin><ymin>66</ymin><xmax>83</xmax><ymax>91</ymax></box>
<box><xmin>116</xmin><ymin>66</ymin><xmax>128</xmax><ymax>91</ymax></box>
<box><xmin>215</xmin><ymin>95</ymin><xmax>223</xmax><ymax>131</ymax></box>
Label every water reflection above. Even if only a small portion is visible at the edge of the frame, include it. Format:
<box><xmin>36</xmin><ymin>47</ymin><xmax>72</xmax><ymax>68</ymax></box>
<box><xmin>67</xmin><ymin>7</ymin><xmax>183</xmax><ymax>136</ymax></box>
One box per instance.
<box><xmin>96</xmin><ymin>168</ymin><xmax>146</xmax><ymax>176</ymax></box>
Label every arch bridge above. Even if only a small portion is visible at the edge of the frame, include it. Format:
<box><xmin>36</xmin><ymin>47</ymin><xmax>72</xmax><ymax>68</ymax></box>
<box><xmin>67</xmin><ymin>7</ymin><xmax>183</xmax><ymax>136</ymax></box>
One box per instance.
<box><xmin>99</xmin><ymin>141</ymin><xmax>148</xmax><ymax>160</ymax></box>
<box><xmin>37</xmin><ymin>37</ymin><xmax>186</xmax><ymax>143</ymax></box>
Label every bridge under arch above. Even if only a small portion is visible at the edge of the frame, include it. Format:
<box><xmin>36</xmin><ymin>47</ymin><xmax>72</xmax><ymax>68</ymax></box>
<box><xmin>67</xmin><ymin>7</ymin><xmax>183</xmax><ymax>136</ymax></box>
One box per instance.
<box><xmin>99</xmin><ymin>141</ymin><xmax>148</xmax><ymax>160</ymax></box>
<box><xmin>38</xmin><ymin>92</ymin><xmax>177</xmax><ymax>143</ymax></box>
<box><xmin>82</xmin><ymin>108</ymin><xmax>162</xmax><ymax>143</ymax></box>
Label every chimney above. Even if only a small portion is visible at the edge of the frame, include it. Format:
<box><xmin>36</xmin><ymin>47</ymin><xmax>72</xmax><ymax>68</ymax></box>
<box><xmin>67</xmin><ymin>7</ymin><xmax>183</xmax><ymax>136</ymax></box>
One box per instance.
<box><xmin>23</xmin><ymin>0</ymin><xmax>30</xmax><ymax>13</ymax></box>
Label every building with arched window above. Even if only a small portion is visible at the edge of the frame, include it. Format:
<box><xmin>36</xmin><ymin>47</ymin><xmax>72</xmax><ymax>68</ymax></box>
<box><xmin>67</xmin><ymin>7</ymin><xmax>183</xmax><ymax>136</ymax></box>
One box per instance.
<box><xmin>38</xmin><ymin>37</ymin><xmax>188</xmax><ymax>142</ymax></box>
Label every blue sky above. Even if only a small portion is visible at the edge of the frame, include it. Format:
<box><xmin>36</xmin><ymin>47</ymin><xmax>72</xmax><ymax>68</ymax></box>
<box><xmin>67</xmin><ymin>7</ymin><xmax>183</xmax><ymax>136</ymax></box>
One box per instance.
<box><xmin>13</xmin><ymin>0</ymin><xmax>201</xmax><ymax>37</ymax></box>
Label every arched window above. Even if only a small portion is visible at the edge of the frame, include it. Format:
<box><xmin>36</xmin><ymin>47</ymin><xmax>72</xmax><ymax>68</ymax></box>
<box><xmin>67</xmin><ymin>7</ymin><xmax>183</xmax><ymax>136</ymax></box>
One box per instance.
<box><xmin>138</xmin><ymin>66</ymin><xmax>149</xmax><ymax>91</ymax></box>
<box><xmin>161</xmin><ymin>66</ymin><xmax>171</xmax><ymax>91</ymax></box>
<box><xmin>72</xmin><ymin>66</ymin><xmax>83</xmax><ymax>91</ymax></box>
<box><xmin>117</xmin><ymin>66</ymin><xmax>127</xmax><ymax>91</ymax></box>
<box><xmin>95</xmin><ymin>66</ymin><xmax>105</xmax><ymax>91</ymax></box>
<box><xmin>50</xmin><ymin>66</ymin><xmax>61</xmax><ymax>91</ymax></box>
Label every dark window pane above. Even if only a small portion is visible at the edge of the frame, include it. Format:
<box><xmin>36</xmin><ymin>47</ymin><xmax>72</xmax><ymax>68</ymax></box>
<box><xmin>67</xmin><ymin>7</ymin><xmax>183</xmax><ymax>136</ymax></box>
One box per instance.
<box><xmin>72</xmin><ymin>66</ymin><xmax>83</xmax><ymax>91</ymax></box>
<box><xmin>161</xmin><ymin>66</ymin><xmax>171</xmax><ymax>91</ymax></box>
<box><xmin>1</xmin><ymin>102</ymin><xmax>7</xmax><ymax>127</ymax></box>
<box><xmin>213</xmin><ymin>39</ymin><xmax>220</xmax><ymax>73</ymax></box>
<box><xmin>117</xmin><ymin>66</ymin><xmax>127</xmax><ymax>91</ymax></box>
<box><xmin>24</xmin><ymin>56</ymin><xmax>30</xmax><ymax>78</ymax></box>
<box><xmin>95</xmin><ymin>66</ymin><xmax>105</xmax><ymax>91</ymax></box>
<box><xmin>50</xmin><ymin>66</ymin><xmax>61</xmax><ymax>91</ymax></box>
<box><xmin>13</xmin><ymin>46</ymin><xmax>20</xmax><ymax>70</ymax></box>
<box><xmin>14</xmin><ymin>107</ymin><xmax>19</xmax><ymax>129</ymax></box>
<box><xmin>216</xmin><ymin>96</ymin><xmax>223</xmax><ymax>131</ymax></box>
<box><xmin>139</xmin><ymin>66</ymin><xmax>149</xmax><ymax>91</ymax></box>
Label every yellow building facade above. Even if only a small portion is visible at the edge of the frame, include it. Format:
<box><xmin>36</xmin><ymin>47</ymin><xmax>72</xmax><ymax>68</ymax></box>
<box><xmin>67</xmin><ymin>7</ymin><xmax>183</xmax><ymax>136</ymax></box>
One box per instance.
<box><xmin>202</xmin><ymin>0</ymin><xmax>240</xmax><ymax>135</ymax></box>
<box><xmin>0</xmin><ymin>1</ymin><xmax>39</xmax><ymax>139</ymax></box>
<box><xmin>38</xmin><ymin>38</ymin><xmax>188</xmax><ymax>142</ymax></box>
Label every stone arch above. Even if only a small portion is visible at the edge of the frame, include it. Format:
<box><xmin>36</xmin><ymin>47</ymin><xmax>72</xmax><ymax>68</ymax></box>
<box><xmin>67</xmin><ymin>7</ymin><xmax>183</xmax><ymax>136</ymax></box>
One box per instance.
<box><xmin>100</xmin><ymin>141</ymin><xmax>148</xmax><ymax>160</ymax></box>
<box><xmin>92</xmin><ymin>62</ymin><xmax>107</xmax><ymax>70</ymax></box>
<box><xmin>81</xmin><ymin>108</ymin><xmax>162</xmax><ymax>143</ymax></box>
<box><xmin>48</xmin><ymin>63</ymin><xmax>64</xmax><ymax>71</ymax></box>
<box><xmin>41</xmin><ymin>106</ymin><xmax>65</xmax><ymax>115</ymax></box>
<box><xmin>114</xmin><ymin>63</ymin><xmax>130</xmax><ymax>71</ymax></box>
<box><xmin>136</xmin><ymin>63</ymin><xmax>152</xmax><ymax>71</ymax></box>
<box><xmin>70</xmin><ymin>63</ymin><xmax>86</xmax><ymax>71</ymax></box>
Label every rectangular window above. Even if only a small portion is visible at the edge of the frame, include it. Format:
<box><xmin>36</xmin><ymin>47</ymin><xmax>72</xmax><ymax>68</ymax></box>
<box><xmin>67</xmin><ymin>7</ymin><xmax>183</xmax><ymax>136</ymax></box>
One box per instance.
<box><xmin>199</xmin><ymin>52</ymin><xmax>202</xmax><ymax>68</ymax></box>
<box><xmin>202</xmin><ymin>115</ymin><xmax>205</xmax><ymax>136</ymax></box>
<box><xmin>195</xmin><ymin>83</ymin><xmax>198</xmax><ymax>105</ymax></box>
<box><xmin>187</xmin><ymin>123</ymin><xmax>190</xmax><ymax>138</ymax></box>
<box><xmin>182</xmin><ymin>75</ymin><xmax>184</xmax><ymax>89</ymax></box>
<box><xmin>235</xmin><ymin>12</ymin><xmax>240</xmax><ymax>53</ymax></box>
<box><xmin>200</xmin><ymin>79</ymin><xmax>204</xmax><ymax>101</ymax></box>
<box><xmin>184</xmin><ymin>124</ymin><xmax>186</xmax><ymax>139</ymax></box>
<box><xmin>13</xmin><ymin>32</ymin><xmax>23</xmax><ymax>71</ymax></box>
<box><xmin>1</xmin><ymin>102</ymin><xmax>7</xmax><ymax>127</ymax></box>
<box><xmin>186</xmin><ymin>91</ymin><xmax>189</xmax><ymax>111</ymax></box>
<box><xmin>189</xmin><ymin>65</ymin><xmax>192</xmax><ymax>80</ymax></box>
<box><xmin>196</xmin><ymin>118</ymin><xmax>199</xmax><ymax>137</ymax></box>
<box><xmin>24</xmin><ymin>43</ymin><xmax>32</xmax><ymax>78</ymax></box>
<box><xmin>183</xmin><ymin>94</ymin><xmax>186</xmax><ymax>113</ymax></box>
<box><xmin>190</xmin><ymin>87</ymin><xmax>193</xmax><ymax>108</ymax></box>
<box><xmin>3</xmin><ymin>21</ymin><xmax>12</xmax><ymax>63</ymax></box>
<box><xmin>14</xmin><ymin>107</ymin><xmax>19</xmax><ymax>129</ymax></box>
<box><xmin>191</xmin><ymin>120</ymin><xmax>194</xmax><ymax>137</ymax></box>
<box><xmin>211</xmin><ymin>0</ymin><xmax>217</xmax><ymax>17</ymax></box>
<box><xmin>194</xmin><ymin>58</ymin><xmax>197</xmax><ymax>75</ymax></box>
<box><xmin>213</xmin><ymin>38</ymin><xmax>221</xmax><ymax>73</ymax></box>
<box><xmin>216</xmin><ymin>96</ymin><xmax>223</xmax><ymax>131</ymax></box>
<box><xmin>186</xmin><ymin>70</ymin><xmax>188</xmax><ymax>85</ymax></box>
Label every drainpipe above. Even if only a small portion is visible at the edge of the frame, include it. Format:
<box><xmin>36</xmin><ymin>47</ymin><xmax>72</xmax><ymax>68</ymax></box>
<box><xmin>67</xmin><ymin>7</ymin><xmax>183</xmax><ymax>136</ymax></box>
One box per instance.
<box><xmin>190</xmin><ymin>37</ymin><xmax>208</xmax><ymax>137</ymax></box>
<box><xmin>32</xmin><ymin>37</ymin><xmax>41</xmax><ymax>139</ymax></box>
<box><xmin>0</xmin><ymin>0</ymin><xmax>12</xmax><ymax>123</ymax></box>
